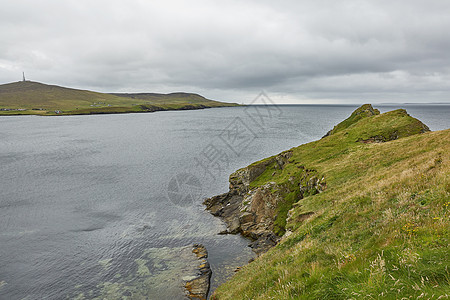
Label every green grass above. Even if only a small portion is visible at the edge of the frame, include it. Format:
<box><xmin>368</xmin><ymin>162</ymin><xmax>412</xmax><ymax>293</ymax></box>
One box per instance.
<box><xmin>212</xmin><ymin>105</ymin><xmax>449</xmax><ymax>299</ymax></box>
<box><xmin>0</xmin><ymin>81</ymin><xmax>238</xmax><ymax>115</ymax></box>
<box><xmin>324</xmin><ymin>103</ymin><xmax>381</xmax><ymax>136</ymax></box>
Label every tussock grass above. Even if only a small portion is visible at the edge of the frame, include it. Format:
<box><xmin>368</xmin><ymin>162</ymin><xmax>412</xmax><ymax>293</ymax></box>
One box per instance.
<box><xmin>212</xmin><ymin>106</ymin><xmax>449</xmax><ymax>299</ymax></box>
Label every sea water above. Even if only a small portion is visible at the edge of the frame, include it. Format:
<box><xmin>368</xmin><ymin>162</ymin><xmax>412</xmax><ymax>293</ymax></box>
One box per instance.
<box><xmin>0</xmin><ymin>104</ymin><xmax>448</xmax><ymax>299</ymax></box>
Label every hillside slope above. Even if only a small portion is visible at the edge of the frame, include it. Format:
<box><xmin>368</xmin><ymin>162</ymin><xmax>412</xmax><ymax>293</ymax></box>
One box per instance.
<box><xmin>210</xmin><ymin>105</ymin><xmax>449</xmax><ymax>299</ymax></box>
<box><xmin>0</xmin><ymin>81</ymin><xmax>237</xmax><ymax>115</ymax></box>
<box><xmin>111</xmin><ymin>92</ymin><xmax>227</xmax><ymax>106</ymax></box>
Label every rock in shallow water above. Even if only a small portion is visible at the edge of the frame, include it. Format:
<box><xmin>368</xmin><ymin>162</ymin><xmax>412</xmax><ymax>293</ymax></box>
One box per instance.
<box><xmin>184</xmin><ymin>244</ymin><xmax>212</xmax><ymax>300</ymax></box>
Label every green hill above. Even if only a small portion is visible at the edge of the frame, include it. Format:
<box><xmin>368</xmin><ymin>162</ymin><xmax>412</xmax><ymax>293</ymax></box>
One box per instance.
<box><xmin>0</xmin><ymin>81</ymin><xmax>238</xmax><ymax>115</ymax></box>
<box><xmin>209</xmin><ymin>105</ymin><xmax>449</xmax><ymax>299</ymax></box>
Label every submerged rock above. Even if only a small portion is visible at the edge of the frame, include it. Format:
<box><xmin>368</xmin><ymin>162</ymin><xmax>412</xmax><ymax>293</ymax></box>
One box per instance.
<box><xmin>184</xmin><ymin>244</ymin><xmax>212</xmax><ymax>300</ymax></box>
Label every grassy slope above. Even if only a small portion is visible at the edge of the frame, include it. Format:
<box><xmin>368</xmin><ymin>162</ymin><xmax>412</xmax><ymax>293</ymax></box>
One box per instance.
<box><xmin>110</xmin><ymin>92</ymin><xmax>232</xmax><ymax>108</ymax></box>
<box><xmin>0</xmin><ymin>81</ymin><xmax>237</xmax><ymax>115</ymax></box>
<box><xmin>213</xmin><ymin>106</ymin><xmax>449</xmax><ymax>299</ymax></box>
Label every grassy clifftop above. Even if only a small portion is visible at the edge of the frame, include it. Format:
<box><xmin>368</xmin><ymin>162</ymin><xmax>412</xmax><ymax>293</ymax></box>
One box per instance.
<box><xmin>0</xmin><ymin>81</ymin><xmax>238</xmax><ymax>115</ymax></box>
<box><xmin>212</xmin><ymin>105</ymin><xmax>449</xmax><ymax>299</ymax></box>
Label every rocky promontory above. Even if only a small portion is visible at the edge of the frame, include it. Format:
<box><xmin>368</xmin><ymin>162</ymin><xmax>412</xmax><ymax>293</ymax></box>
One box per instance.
<box><xmin>204</xmin><ymin>150</ymin><xmax>326</xmax><ymax>255</ymax></box>
<box><xmin>208</xmin><ymin>104</ymin><xmax>448</xmax><ymax>299</ymax></box>
<box><xmin>204</xmin><ymin>104</ymin><xmax>431</xmax><ymax>257</ymax></box>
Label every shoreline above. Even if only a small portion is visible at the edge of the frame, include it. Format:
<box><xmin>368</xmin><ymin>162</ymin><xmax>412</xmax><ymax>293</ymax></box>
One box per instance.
<box><xmin>0</xmin><ymin>104</ymin><xmax>241</xmax><ymax>117</ymax></box>
<box><xmin>203</xmin><ymin>149</ymin><xmax>326</xmax><ymax>257</ymax></box>
<box><xmin>184</xmin><ymin>244</ymin><xmax>212</xmax><ymax>300</ymax></box>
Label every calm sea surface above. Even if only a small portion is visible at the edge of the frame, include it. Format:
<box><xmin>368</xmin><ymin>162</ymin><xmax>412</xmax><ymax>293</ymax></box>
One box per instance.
<box><xmin>0</xmin><ymin>104</ymin><xmax>449</xmax><ymax>299</ymax></box>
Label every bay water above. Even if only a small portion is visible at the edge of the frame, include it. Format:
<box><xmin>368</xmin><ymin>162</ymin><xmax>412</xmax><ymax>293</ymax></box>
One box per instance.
<box><xmin>0</xmin><ymin>104</ymin><xmax>448</xmax><ymax>299</ymax></box>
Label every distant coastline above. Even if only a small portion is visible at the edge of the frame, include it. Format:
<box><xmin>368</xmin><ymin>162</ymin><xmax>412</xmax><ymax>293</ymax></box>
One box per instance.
<box><xmin>0</xmin><ymin>81</ymin><xmax>239</xmax><ymax>116</ymax></box>
<box><xmin>0</xmin><ymin>103</ymin><xmax>240</xmax><ymax>116</ymax></box>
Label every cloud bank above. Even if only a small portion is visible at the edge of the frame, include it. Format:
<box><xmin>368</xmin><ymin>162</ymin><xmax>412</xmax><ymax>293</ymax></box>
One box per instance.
<box><xmin>1</xmin><ymin>0</ymin><xmax>449</xmax><ymax>103</ymax></box>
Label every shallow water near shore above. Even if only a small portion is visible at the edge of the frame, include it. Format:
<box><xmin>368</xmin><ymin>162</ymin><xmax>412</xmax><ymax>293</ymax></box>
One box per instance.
<box><xmin>0</xmin><ymin>104</ymin><xmax>448</xmax><ymax>299</ymax></box>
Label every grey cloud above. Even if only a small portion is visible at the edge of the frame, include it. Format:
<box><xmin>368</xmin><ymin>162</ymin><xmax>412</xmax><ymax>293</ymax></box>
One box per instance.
<box><xmin>0</xmin><ymin>0</ymin><xmax>449</xmax><ymax>103</ymax></box>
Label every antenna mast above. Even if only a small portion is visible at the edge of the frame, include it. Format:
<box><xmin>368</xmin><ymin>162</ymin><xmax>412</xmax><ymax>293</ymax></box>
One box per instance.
<box><xmin>22</xmin><ymin>72</ymin><xmax>26</xmax><ymax>82</ymax></box>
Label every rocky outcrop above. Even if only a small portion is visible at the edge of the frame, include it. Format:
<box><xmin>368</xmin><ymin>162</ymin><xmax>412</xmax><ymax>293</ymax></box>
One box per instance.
<box><xmin>184</xmin><ymin>244</ymin><xmax>212</xmax><ymax>300</ymax></box>
<box><xmin>323</xmin><ymin>104</ymin><xmax>380</xmax><ymax>138</ymax></box>
<box><xmin>204</xmin><ymin>151</ymin><xmax>326</xmax><ymax>255</ymax></box>
<box><xmin>205</xmin><ymin>105</ymin><xmax>432</xmax><ymax>257</ymax></box>
<box><xmin>205</xmin><ymin>181</ymin><xmax>283</xmax><ymax>255</ymax></box>
<box><xmin>323</xmin><ymin>105</ymin><xmax>430</xmax><ymax>141</ymax></box>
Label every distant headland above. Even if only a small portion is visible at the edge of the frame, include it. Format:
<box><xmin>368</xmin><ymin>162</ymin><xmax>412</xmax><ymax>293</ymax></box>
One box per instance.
<box><xmin>0</xmin><ymin>80</ymin><xmax>239</xmax><ymax>116</ymax></box>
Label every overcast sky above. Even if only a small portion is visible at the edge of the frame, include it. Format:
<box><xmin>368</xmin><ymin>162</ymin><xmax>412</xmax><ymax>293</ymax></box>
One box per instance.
<box><xmin>1</xmin><ymin>0</ymin><xmax>449</xmax><ymax>104</ymax></box>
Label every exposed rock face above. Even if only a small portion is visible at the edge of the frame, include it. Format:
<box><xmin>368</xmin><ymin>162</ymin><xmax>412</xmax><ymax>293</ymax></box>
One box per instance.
<box><xmin>204</xmin><ymin>151</ymin><xmax>326</xmax><ymax>255</ymax></box>
<box><xmin>184</xmin><ymin>244</ymin><xmax>212</xmax><ymax>300</ymax></box>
